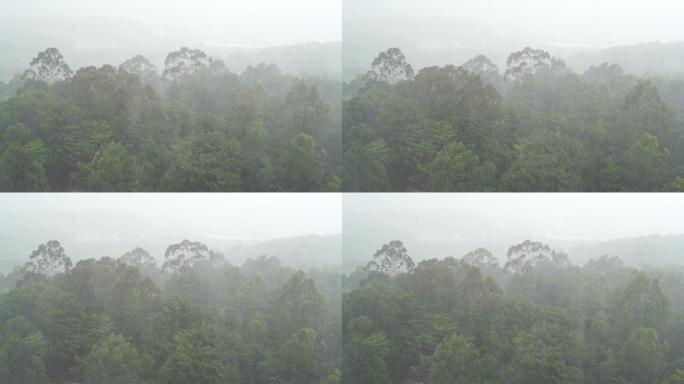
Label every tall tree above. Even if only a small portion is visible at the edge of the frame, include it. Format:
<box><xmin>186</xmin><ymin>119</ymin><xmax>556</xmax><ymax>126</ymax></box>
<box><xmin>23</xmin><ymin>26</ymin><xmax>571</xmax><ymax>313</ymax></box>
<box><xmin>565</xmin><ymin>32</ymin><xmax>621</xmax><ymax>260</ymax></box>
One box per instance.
<box><xmin>365</xmin><ymin>48</ymin><xmax>415</xmax><ymax>85</ymax></box>
<box><xmin>21</xmin><ymin>48</ymin><xmax>73</xmax><ymax>85</ymax></box>
<box><xmin>504</xmin><ymin>47</ymin><xmax>567</xmax><ymax>80</ymax></box>
<box><xmin>162</xmin><ymin>47</ymin><xmax>211</xmax><ymax>81</ymax></box>
<box><xmin>23</xmin><ymin>240</ymin><xmax>72</xmax><ymax>277</ymax></box>
<box><xmin>504</xmin><ymin>240</ymin><xmax>569</xmax><ymax>273</ymax></box>
<box><xmin>461</xmin><ymin>248</ymin><xmax>499</xmax><ymax>270</ymax></box>
<box><xmin>462</xmin><ymin>55</ymin><xmax>502</xmax><ymax>86</ymax></box>
<box><xmin>367</xmin><ymin>240</ymin><xmax>415</xmax><ymax>275</ymax></box>
<box><xmin>119</xmin><ymin>55</ymin><xmax>158</xmax><ymax>79</ymax></box>
<box><xmin>162</xmin><ymin>240</ymin><xmax>210</xmax><ymax>274</ymax></box>
<box><xmin>118</xmin><ymin>247</ymin><xmax>157</xmax><ymax>270</ymax></box>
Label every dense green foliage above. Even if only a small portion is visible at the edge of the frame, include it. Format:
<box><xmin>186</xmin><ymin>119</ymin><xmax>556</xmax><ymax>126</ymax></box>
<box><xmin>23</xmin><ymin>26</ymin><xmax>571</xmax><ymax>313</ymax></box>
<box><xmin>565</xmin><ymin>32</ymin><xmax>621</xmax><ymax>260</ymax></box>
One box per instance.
<box><xmin>0</xmin><ymin>48</ymin><xmax>341</xmax><ymax>191</ymax></box>
<box><xmin>343</xmin><ymin>47</ymin><xmax>684</xmax><ymax>191</ymax></box>
<box><xmin>342</xmin><ymin>240</ymin><xmax>684</xmax><ymax>383</ymax></box>
<box><xmin>0</xmin><ymin>240</ymin><xmax>341</xmax><ymax>383</ymax></box>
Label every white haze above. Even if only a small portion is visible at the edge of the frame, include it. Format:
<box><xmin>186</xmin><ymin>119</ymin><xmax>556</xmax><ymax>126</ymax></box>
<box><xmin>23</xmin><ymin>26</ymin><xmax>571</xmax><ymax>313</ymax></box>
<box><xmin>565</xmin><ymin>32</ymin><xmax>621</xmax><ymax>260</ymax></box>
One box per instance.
<box><xmin>343</xmin><ymin>0</ymin><xmax>684</xmax><ymax>76</ymax></box>
<box><xmin>6</xmin><ymin>0</ymin><xmax>341</xmax><ymax>47</ymax></box>
<box><xmin>0</xmin><ymin>0</ymin><xmax>341</xmax><ymax>79</ymax></box>
<box><xmin>342</xmin><ymin>194</ymin><xmax>684</xmax><ymax>270</ymax></box>
<box><xmin>0</xmin><ymin>193</ymin><xmax>341</xmax><ymax>272</ymax></box>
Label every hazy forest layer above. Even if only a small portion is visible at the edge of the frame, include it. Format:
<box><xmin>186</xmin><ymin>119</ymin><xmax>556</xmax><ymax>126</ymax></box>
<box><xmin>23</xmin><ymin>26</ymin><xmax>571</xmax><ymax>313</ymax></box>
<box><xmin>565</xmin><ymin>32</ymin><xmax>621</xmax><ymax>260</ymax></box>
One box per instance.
<box><xmin>4</xmin><ymin>237</ymin><xmax>684</xmax><ymax>384</ymax></box>
<box><xmin>0</xmin><ymin>240</ymin><xmax>342</xmax><ymax>383</ymax></box>
<box><xmin>0</xmin><ymin>47</ymin><xmax>341</xmax><ymax>191</ymax></box>
<box><xmin>343</xmin><ymin>47</ymin><xmax>684</xmax><ymax>191</ymax></box>
<box><xmin>342</xmin><ymin>240</ymin><xmax>684</xmax><ymax>383</ymax></box>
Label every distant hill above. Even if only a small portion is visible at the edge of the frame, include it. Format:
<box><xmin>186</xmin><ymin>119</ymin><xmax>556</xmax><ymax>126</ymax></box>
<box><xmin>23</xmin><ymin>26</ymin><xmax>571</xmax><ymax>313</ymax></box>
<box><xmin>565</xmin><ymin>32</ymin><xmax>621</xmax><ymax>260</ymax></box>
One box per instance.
<box><xmin>569</xmin><ymin>234</ymin><xmax>684</xmax><ymax>268</ymax></box>
<box><xmin>0</xmin><ymin>40</ymin><xmax>341</xmax><ymax>83</ymax></box>
<box><xmin>0</xmin><ymin>234</ymin><xmax>341</xmax><ymax>275</ymax></box>
<box><xmin>342</xmin><ymin>39</ymin><xmax>684</xmax><ymax>82</ymax></box>
<box><xmin>342</xmin><ymin>232</ymin><xmax>684</xmax><ymax>274</ymax></box>
<box><xmin>219</xmin><ymin>41</ymin><xmax>341</xmax><ymax>78</ymax></box>
<box><xmin>567</xmin><ymin>41</ymin><xmax>684</xmax><ymax>75</ymax></box>
<box><xmin>223</xmin><ymin>234</ymin><xmax>341</xmax><ymax>268</ymax></box>
<box><xmin>0</xmin><ymin>260</ymin><xmax>20</xmax><ymax>276</ymax></box>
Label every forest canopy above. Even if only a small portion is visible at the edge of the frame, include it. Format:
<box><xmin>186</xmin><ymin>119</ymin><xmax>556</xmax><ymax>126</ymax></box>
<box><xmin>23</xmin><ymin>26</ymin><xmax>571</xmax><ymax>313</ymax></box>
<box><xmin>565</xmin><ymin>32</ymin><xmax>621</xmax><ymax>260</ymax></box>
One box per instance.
<box><xmin>342</xmin><ymin>239</ymin><xmax>684</xmax><ymax>384</ymax></box>
<box><xmin>5</xmin><ymin>45</ymin><xmax>684</xmax><ymax>192</ymax></box>
<box><xmin>0</xmin><ymin>47</ymin><xmax>341</xmax><ymax>191</ymax></box>
<box><xmin>342</xmin><ymin>47</ymin><xmax>684</xmax><ymax>191</ymax></box>
<box><xmin>0</xmin><ymin>239</ymin><xmax>342</xmax><ymax>383</ymax></box>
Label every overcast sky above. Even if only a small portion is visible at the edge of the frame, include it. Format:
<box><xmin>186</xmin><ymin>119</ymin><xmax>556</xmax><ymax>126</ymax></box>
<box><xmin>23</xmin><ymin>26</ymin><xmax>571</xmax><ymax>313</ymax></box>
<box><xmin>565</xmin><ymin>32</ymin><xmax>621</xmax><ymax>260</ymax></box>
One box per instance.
<box><xmin>0</xmin><ymin>193</ymin><xmax>341</xmax><ymax>270</ymax></box>
<box><xmin>343</xmin><ymin>0</ymin><xmax>684</xmax><ymax>75</ymax></box>
<box><xmin>4</xmin><ymin>0</ymin><xmax>341</xmax><ymax>47</ymax></box>
<box><xmin>3</xmin><ymin>193</ymin><xmax>683</xmax><ymax>272</ymax></box>
<box><xmin>0</xmin><ymin>0</ymin><xmax>341</xmax><ymax>79</ymax></box>
<box><xmin>345</xmin><ymin>0</ymin><xmax>684</xmax><ymax>48</ymax></box>
<box><xmin>343</xmin><ymin>194</ymin><xmax>684</xmax><ymax>267</ymax></box>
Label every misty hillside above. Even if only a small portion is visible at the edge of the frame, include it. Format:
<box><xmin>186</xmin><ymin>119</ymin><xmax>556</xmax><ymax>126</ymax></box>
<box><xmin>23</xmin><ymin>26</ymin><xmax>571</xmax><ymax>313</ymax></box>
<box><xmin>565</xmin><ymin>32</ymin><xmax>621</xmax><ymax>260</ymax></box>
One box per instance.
<box><xmin>0</xmin><ymin>239</ymin><xmax>342</xmax><ymax>383</ymax></box>
<box><xmin>220</xmin><ymin>41</ymin><xmax>341</xmax><ymax>78</ymax></box>
<box><xmin>0</xmin><ymin>44</ymin><xmax>342</xmax><ymax>192</ymax></box>
<box><xmin>343</xmin><ymin>236</ymin><xmax>511</xmax><ymax>273</ymax></box>
<box><xmin>343</xmin><ymin>40</ymin><xmax>684</xmax><ymax>81</ymax></box>
<box><xmin>0</xmin><ymin>260</ymin><xmax>19</xmax><ymax>276</ymax></box>
<box><xmin>345</xmin><ymin>238</ymin><xmax>684</xmax><ymax>384</ymax></box>
<box><xmin>567</xmin><ymin>41</ymin><xmax>684</xmax><ymax>76</ymax></box>
<box><xmin>0</xmin><ymin>40</ymin><xmax>340</xmax><ymax>82</ymax></box>
<box><xmin>0</xmin><ymin>234</ymin><xmax>341</xmax><ymax>275</ymax></box>
<box><xmin>569</xmin><ymin>233</ymin><xmax>684</xmax><ymax>267</ymax></box>
<box><xmin>343</xmin><ymin>234</ymin><xmax>684</xmax><ymax>273</ymax></box>
<box><xmin>223</xmin><ymin>234</ymin><xmax>341</xmax><ymax>268</ymax></box>
<box><xmin>344</xmin><ymin>44</ymin><xmax>684</xmax><ymax>191</ymax></box>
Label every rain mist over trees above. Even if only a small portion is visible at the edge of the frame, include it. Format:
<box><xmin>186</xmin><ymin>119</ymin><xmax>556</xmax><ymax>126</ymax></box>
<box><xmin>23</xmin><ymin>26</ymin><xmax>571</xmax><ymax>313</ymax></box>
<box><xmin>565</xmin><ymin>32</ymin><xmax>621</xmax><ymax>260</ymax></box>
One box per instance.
<box><xmin>0</xmin><ymin>239</ymin><xmax>342</xmax><ymax>383</ymax></box>
<box><xmin>0</xmin><ymin>47</ymin><xmax>341</xmax><ymax>191</ymax></box>
<box><xmin>342</xmin><ymin>46</ymin><xmax>684</xmax><ymax>191</ymax></box>
<box><xmin>342</xmin><ymin>239</ymin><xmax>684</xmax><ymax>384</ymax></box>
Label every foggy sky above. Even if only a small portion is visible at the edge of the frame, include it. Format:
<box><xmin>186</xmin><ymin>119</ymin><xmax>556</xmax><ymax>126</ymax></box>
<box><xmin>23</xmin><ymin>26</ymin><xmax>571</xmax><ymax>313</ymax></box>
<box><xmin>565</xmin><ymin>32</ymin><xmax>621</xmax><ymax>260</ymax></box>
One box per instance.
<box><xmin>3</xmin><ymin>193</ymin><xmax>683</xmax><ymax>273</ymax></box>
<box><xmin>0</xmin><ymin>193</ymin><xmax>341</xmax><ymax>271</ymax></box>
<box><xmin>5</xmin><ymin>0</ymin><xmax>341</xmax><ymax>47</ymax></box>
<box><xmin>342</xmin><ymin>194</ymin><xmax>684</xmax><ymax>268</ymax></box>
<box><xmin>0</xmin><ymin>0</ymin><xmax>341</xmax><ymax>79</ymax></box>
<box><xmin>343</xmin><ymin>0</ymin><xmax>684</xmax><ymax>75</ymax></box>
